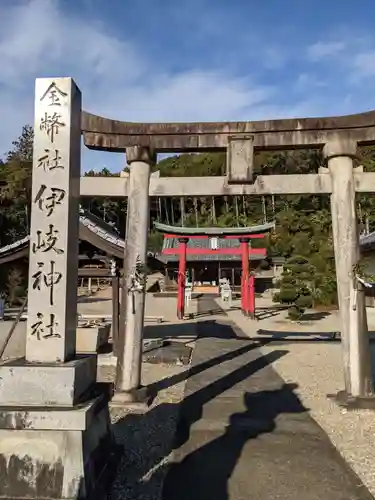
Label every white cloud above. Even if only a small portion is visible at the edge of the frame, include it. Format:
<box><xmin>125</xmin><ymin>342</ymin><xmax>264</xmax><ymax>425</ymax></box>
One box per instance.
<box><xmin>96</xmin><ymin>71</ymin><xmax>274</xmax><ymax>123</ymax></box>
<box><xmin>0</xmin><ymin>0</ymin><xmax>280</xmax><ymax>167</ymax></box>
<box><xmin>294</xmin><ymin>73</ymin><xmax>327</xmax><ymax>91</ymax></box>
<box><xmin>1</xmin><ymin>1</ymin><xmax>374</xmax><ymax>172</ymax></box>
<box><xmin>353</xmin><ymin>50</ymin><xmax>375</xmax><ymax>78</ymax></box>
<box><xmin>307</xmin><ymin>36</ymin><xmax>375</xmax><ymax>84</ymax></box>
<box><xmin>307</xmin><ymin>41</ymin><xmax>346</xmax><ymax>61</ymax></box>
<box><xmin>262</xmin><ymin>47</ymin><xmax>288</xmax><ymax>70</ymax></box>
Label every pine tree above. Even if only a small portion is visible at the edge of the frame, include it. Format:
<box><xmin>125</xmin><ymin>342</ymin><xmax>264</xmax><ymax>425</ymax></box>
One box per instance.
<box><xmin>274</xmin><ymin>255</ymin><xmax>315</xmax><ymax>320</ymax></box>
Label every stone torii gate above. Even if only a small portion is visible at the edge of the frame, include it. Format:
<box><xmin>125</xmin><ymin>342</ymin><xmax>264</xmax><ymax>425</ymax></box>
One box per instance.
<box><xmin>79</xmin><ymin>108</ymin><xmax>375</xmax><ymax>409</ymax></box>
<box><xmin>5</xmin><ymin>76</ymin><xmax>375</xmax><ymax>499</ymax></box>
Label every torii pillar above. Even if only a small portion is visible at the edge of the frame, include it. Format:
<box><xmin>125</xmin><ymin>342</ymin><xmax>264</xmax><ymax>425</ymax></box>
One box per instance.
<box><xmin>177</xmin><ymin>237</ymin><xmax>189</xmax><ymax>319</ymax></box>
<box><xmin>240</xmin><ymin>237</ymin><xmax>250</xmax><ymax>316</ymax></box>
<box><xmin>113</xmin><ymin>146</ymin><xmax>155</xmax><ymax>406</ymax></box>
<box><xmin>240</xmin><ymin>237</ymin><xmax>256</xmax><ymax>318</ymax></box>
<box><xmin>324</xmin><ymin>140</ymin><xmax>373</xmax><ymax>401</ymax></box>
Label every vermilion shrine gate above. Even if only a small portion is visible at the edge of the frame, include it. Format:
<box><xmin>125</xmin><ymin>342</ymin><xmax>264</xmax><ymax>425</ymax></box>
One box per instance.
<box><xmin>153</xmin><ymin>221</ymin><xmax>275</xmax><ymax>319</ymax></box>
<box><xmin>2</xmin><ymin>76</ymin><xmax>375</xmax><ymax>498</ymax></box>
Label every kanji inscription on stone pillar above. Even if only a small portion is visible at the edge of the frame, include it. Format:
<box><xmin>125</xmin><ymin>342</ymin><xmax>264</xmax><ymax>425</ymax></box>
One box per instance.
<box><xmin>26</xmin><ymin>78</ymin><xmax>81</xmax><ymax>363</ymax></box>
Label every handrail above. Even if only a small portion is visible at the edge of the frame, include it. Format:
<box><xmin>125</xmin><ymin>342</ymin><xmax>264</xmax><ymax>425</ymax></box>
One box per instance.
<box><xmin>0</xmin><ymin>295</ymin><xmax>28</xmax><ymax>360</ymax></box>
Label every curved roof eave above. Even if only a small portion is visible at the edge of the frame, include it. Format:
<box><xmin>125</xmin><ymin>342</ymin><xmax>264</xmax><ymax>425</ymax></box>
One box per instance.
<box><xmin>153</xmin><ymin>221</ymin><xmax>276</xmax><ymax>236</ymax></box>
<box><xmin>0</xmin><ymin>208</ymin><xmax>125</xmax><ymax>265</ymax></box>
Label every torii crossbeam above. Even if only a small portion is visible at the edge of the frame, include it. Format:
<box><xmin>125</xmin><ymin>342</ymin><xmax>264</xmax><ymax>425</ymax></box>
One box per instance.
<box><xmin>79</xmin><ymin>107</ymin><xmax>375</xmax><ymax>409</ymax></box>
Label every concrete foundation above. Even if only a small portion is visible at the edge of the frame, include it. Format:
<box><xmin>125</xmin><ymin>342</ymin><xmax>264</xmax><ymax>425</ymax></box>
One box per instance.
<box><xmin>76</xmin><ymin>325</ymin><xmax>110</xmax><ymax>354</ymax></box>
<box><xmin>110</xmin><ymin>385</ymin><xmax>150</xmax><ymax>412</ymax></box>
<box><xmin>0</xmin><ymin>356</ymin><xmax>96</xmax><ymax>407</ymax></box>
<box><xmin>0</xmin><ymin>395</ymin><xmax>112</xmax><ymax>499</ymax></box>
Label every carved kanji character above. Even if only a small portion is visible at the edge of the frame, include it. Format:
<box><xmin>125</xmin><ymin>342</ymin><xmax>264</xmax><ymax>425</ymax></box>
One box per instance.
<box><xmin>32</xmin><ymin>224</ymin><xmax>64</xmax><ymax>255</ymax></box>
<box><xmin>34</xmin><ymin>185</ymin><xmax>65</xmax><ymax>216</ymax></box>
<box><xmin>32</xmin><ymin>261</ymin><xmax>62</xmax><ymax>306</ymax></box>
<box><xmin>31</xmin><ymin>312</ymin><xmax>61</xmax><ymax>340</ymax></box>
<box><xmin>37</xmin><ymin>149</ymin><xmax>63</xmax><ymax>171</ymax></box>
<box><xmin>40</xmin><ymin>82</ymin><xmax>67</xmax><ymax>106</ymax></box>
<box><xmin>40</xmin><ymin>112</ymin><xmax>65</xmax><ymax>143</ymax></box>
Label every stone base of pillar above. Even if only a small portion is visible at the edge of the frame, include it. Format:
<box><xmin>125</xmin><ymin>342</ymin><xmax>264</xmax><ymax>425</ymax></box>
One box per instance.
<box><xmin>0</xmin><ymin>356</ymin><xmax>97</xmax><ymax>407</ymax></box>
<box><xmin>110</xmin><ymin>385</ymin><xmax>151</xmax><ymax>412</ymax></box>
<box><xmin>0</xmin><ymin>394</ymin><xmax>113</xmax><ymax>499</ymax></box>
<box><xmin>242</xmin><ymin>310</ymin><xmax>256</xmax><ymax>320</ymax></box>
<box><xmin>328</xmin><ymin>390</ymin><xmax>375</xmax><ymax>410</ymax></box>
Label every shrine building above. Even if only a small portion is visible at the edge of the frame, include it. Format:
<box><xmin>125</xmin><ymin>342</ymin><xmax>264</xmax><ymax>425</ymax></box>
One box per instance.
<box><xmin>153</xmin><ymin>221</ymin><xmax>276</xmax><ymax>319</ymax></box>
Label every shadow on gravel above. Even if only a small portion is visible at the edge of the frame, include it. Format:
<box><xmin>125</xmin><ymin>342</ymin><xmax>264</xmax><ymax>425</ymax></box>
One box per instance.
<box><xmin>107</xmin><ymin>322</ymin><xmax>289</xmax><ymax>499</ymax></box>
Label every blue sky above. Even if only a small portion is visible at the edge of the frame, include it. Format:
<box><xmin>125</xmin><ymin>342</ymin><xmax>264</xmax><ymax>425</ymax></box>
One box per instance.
<box><xmin>1</xmin><ymin>0</ymin><xmax>375</xmax><ymax>172</ymax></box>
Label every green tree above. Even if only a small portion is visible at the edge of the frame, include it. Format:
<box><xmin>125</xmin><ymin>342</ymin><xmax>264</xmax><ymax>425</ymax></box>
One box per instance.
<box><xmin>4</xmin><ymin>130</ymin><xmax>375</xmax><ymax>311</ymax></box>
<box><xmin>274</xmin><ymin>255</ymin><xmax>315</xmax><ymax>320</ymax></box>
<box><xmin>0</xmin><ymin>126</ymin><xmax>33</xmax><ymax>246</ymax></box>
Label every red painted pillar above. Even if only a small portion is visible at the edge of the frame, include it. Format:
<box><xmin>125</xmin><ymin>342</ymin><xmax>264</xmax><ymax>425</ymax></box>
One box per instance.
<box><xmin>177</xmin><ymin>237</ymin><xmax>188</xmax><ymax>319</ymax></box>
<box><xmin>240</xmin><ymin>238</ymin><xmax>250</xmax><ymax>316</ymax></box>
<box><xmin>249</xmin><ymin>272</ymin><xmax>255</xmax><ymax>319</ymax></box>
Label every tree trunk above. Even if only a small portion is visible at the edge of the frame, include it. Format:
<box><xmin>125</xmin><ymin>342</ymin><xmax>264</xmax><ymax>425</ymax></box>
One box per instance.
<box><xmin>171</xmin><ymin>198</ymin><xmax>175</xmax><ymax>225</ymax></box>
<box><xmin>262</xmin><ymin>196</ymin><xmax>267</xmax><ymax>223</ymax></box>
<box><xmin>194</xmin><ymin>197</ymin><xmax>199</xmax><ymax>227</ymax></box>
<box><xmin>212</xmin><ymin>196</ymin><xmax>216</xmax><ymax>224</ymax></box>
<box><xmin>164</xmin><ymin>198</ymin><xmax>170</xmax><ymax>224</ymax></box>
<box><xmin>180</xmin><ymin>197</ymin><xmax>185</xmax><ymax>226</ymax></box>
<box><xmin>235</xmin><ymin>196</ymin><xmax>239</xmax><ymax>227</ymax></box>
<box><xmin>158</xmin><ymin>197</ymin><xmax>162</xmax><ymax>221</ymax></box>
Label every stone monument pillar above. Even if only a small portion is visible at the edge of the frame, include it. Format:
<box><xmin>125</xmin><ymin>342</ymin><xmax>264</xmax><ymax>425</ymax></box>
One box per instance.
<box><xmin>0</xmin><ymin>78</ymin><xmax>111</xmax><ymax>500</ymax></box>
<box><xmin>114</xmin><ymin>146</ymin><xmax>155</xmax><ymax>406</ymax></box>
<box><xmin>324</xmin><ymin>139</ymin><xmax>374</xmax><ymax>402</ymax></box>
<box><xmin>26</xmin><ymin>78</ymin><xmax>80</xmax><ymax>363</ymax></box>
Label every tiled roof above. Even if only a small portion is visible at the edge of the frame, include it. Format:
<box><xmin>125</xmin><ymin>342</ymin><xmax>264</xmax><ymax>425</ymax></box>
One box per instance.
<box><xmin>360</xmin><ymin>231</ymin><xmax>375</xmax><ymax>249</ymax></box>
<box><xmin>154</xmin><ymin>221</ymin><xmax>275</xmax><ymax>235</ymax></box>
<box><xmin>162</xmin><ymin>236</ymin><xmax>266</xmax><ymax>262</ymax></box>
<box><xmin>79</xmin><ymin>207</ymin><xmax>125</xmax><ymax>249</ymax></box>
<box><xmin>162</xmin><ymin>253</ymin><xmax>264</xmax><ymax>262</ymax></box>
<box><xmin>0</xmin><ymin>207</ymin><xmax>125</xmax><ymax>260</ymax></box>
<box><xmin>0</xmin><ymin>235</ymin><xmax>30</xmax><ymax>255</ymax></box>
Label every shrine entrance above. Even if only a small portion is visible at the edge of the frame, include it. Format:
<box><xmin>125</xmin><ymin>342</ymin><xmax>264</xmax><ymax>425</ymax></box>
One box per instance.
<box><xmin>5</xmin><ymin>75</ymin><xmax>375</xmax><ymax>499</ymax></box>
<box><xmin>154</xmin><ymin>221</ymin><xmax>274</xmax><ymax>319</ymax></box>
<box><xmin>80</xmin><ymin>105</ymin><xmax>375</xmax><ymax>408</ymax></box>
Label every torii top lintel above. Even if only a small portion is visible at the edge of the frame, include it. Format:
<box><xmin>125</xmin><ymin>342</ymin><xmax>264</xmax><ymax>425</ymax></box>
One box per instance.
<box><xmin>153</xmin><ymin>221</ymin><xmax>275</xmax><ymax>236</ymax></box>
<box><xmin>81</xmin><ymin>109</ymin><xmax>375</xmax><ymax>153</ymax></box>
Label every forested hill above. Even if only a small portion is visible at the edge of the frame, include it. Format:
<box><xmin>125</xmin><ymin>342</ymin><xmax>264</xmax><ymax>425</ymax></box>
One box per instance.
<box><xmin>1</xmin><ymin>125</ymin><xmax>375</xmax><ymax>306</ymax></box>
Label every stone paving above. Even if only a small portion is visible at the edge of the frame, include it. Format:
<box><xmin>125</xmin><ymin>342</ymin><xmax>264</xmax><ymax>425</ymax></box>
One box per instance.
<box><xmin>162</xmin><ymin>297</ymin><xmax>374</xmax><ymax>500</ymax></box>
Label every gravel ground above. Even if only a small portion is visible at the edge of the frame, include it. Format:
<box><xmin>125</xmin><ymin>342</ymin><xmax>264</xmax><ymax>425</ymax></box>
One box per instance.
<box><xmin>5</xmin><ymin>290</ymin><xmax>375</xmax><ymax>496</ymax></box>
<box><xmin>97</xmin><ymin>295</ymin><xmax>198</xmax><ymax>499</ymax></box>
<box><xmin>0</xmin><ymin>287</ymin><xmax>195</xmax><ymax>500</ymax></box>
<box><xmin>260</xmin><ymin>342</ymin><xmax>375</xmax><ymax>497</ymax></box>
<box><xmin>100</xmin><ymin>361</ymin><xmax>191</xmax><ymax>500</ymax></box>
<box><xmin>223</xmin><ymin>300</ymin><xmax>375</xmax><ymax>497</ymax></box>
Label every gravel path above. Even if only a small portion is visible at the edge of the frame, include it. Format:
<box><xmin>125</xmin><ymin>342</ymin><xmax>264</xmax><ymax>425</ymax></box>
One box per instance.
<box><xmin>4</xmin><ymin>290</ymin><xmax>375</xmax><ymax>496</ymax></box>
<box><xmin>223</xmin><ymin>299</ymin><xmax>375</xmax><ymax>497</ymax></box>
<box><xmin>261</xmin><ymin>342</ymin><xmax>375</xmax><ymax>497</ymax></box>
<box><xmin>105</xmin><ymin>363</ymin><xmax>190</xmax><ymax>500</ymax></box>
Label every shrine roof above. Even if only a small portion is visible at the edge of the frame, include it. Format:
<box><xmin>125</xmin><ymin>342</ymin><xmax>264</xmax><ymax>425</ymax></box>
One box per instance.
<box><xmin>153</xmin><ymin>221</ymin><xmax>275</xmax><ymax>236</ymax></box>
<box><xmin>160</xmin><ymin>235</ymin><xmax>267</xmax><ymax>263</ymax></box>
<box><xmin>0</xmin><ymin>208</ymin><xmax>124</xmax><ymax>264</ymax></box>
<box><xmin>360</xmin><ymin>231</ymin><xmax>375</xmax><ymax>251</ymax></box>
<box><xmin>160</xmin><ymin>254</ymin><xmax>264</xmax><ymax>263</ymax></box>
